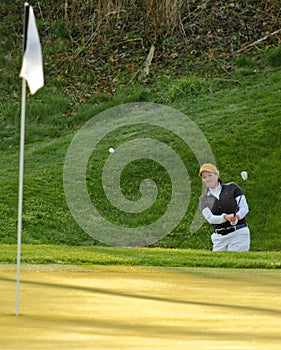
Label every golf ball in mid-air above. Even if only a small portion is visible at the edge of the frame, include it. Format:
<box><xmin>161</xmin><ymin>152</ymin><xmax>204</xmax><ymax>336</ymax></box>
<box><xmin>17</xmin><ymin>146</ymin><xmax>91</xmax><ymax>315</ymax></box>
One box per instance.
<box><xmin>109</xmin><ymin>147</ymin><xmax>115</xmax><ymax>154</ymax></box>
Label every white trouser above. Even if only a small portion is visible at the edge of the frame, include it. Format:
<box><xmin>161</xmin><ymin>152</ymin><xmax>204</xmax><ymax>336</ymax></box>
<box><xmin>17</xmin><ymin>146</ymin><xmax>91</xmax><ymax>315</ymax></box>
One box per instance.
<box><xmin>211</xmin><ymin>227</ymin><xmax>250</xmax><ymax>252</ymax></box>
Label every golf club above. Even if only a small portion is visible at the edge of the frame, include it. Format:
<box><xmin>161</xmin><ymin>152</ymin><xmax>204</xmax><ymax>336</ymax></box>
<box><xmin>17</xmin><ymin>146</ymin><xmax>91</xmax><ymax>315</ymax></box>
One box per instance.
<box><xmin>234</xmin><ymin>171</ymin><xmax>248</xmax><ymax>217</ymax></box>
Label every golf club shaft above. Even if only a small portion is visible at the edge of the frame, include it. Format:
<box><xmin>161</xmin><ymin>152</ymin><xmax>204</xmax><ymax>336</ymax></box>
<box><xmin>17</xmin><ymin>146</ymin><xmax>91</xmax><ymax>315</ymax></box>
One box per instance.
<box><xmin>234</xmin><ymin>181</ymin><xmax>247</xmax><ymax>217</ymax></box>
<box><xmin>234</xmin><ymin>195</ymin><xmax>242</xmax><ymax>217</ymax></box>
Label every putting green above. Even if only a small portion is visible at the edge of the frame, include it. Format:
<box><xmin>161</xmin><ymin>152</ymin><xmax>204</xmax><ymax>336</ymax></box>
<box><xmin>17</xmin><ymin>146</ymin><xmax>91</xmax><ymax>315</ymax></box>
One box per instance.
<box><xmin>1</xmin><ymin>265</ymin><xmax>280</xmax><ymax>349</ymax></box>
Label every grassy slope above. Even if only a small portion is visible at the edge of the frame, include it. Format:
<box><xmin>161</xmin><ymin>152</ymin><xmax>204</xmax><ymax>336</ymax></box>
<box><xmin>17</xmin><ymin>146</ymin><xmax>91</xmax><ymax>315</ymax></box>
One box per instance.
<box><xmin>0</xmin><ymin>244</ymin><xmax>280</xmax><ymax>268</ymax></box>
<box><xmin>0</xmin><ymin>69</ymin><xmax>280</xmax><ymax>251</ymax></box>
<box><xmin>171</xmin><ymin>71</ymin><xmax>281</xmax><ymax>251</ymax></box>
<box><xmin>0</xmin><ymin>2</ymin><xmax>280</xmax><ymax>252</ymax></box>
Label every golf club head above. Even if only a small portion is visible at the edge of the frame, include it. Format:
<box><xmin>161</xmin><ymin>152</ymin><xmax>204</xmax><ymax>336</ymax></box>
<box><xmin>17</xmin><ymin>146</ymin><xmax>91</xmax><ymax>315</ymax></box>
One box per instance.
<box><xmin>241</xmin><ymin>171</ymin><xmax>248</xmax><ymax>181</ymax></box>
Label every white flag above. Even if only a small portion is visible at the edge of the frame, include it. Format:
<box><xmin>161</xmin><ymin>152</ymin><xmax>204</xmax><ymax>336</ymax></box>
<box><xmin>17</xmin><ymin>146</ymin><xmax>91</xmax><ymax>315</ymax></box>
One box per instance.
<box><xmin>20</xmin><ymin>5</ymin><xmax>44</xmax><ymax>94</ymax></box>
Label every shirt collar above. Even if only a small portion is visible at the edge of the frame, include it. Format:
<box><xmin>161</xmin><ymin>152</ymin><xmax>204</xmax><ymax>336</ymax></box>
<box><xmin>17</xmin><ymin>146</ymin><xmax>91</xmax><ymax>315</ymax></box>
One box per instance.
<box><xmin>207</xmin><ymin>183</ymin><xmax>222</xmax><ymax>199</ymax></box>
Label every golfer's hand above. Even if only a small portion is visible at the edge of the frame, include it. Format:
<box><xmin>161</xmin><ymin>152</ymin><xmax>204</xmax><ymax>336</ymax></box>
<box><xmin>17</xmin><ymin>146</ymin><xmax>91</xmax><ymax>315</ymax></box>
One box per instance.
<box><xmin>224</xmin><ymin>214</ymin><xmax>239</xmax><ymax>224</ymax></box>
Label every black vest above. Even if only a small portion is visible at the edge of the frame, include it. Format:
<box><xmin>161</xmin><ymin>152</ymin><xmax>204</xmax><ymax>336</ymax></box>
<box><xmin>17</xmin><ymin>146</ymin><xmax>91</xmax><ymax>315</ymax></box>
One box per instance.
<box><xmin>200</xmin><ymin>182</ymin><xmax>246</xmax><ymax>229</ymax></box>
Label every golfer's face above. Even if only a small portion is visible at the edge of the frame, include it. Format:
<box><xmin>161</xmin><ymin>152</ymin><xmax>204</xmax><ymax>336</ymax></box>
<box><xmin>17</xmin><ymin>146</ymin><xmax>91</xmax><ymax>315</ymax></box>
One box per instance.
<box><xmin>201</xmin><ymin>171</ymin><xmax>219</xmax><ymax>189</ymax></box>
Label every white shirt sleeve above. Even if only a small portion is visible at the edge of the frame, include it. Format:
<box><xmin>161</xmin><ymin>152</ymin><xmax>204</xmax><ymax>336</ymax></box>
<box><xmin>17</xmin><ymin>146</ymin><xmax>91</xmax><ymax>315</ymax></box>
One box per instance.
<box><xmin>235</xmin><ymin>195</ymin><xmax>249</xmax><ymax>219</ymax></box>
<box><xmin>202</xmin><ymin>207</ymin><xmax>227</xmax><ymax>224</ymax></box>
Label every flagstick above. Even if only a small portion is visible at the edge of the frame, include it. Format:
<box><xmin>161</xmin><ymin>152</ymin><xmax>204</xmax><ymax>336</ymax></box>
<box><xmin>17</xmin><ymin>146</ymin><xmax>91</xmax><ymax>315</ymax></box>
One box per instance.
<box><xmin>16</xmin><ymin>3</ymin><xmax>44</xmax><ymax>316</ymax></box>
<box><xmin>16</xmin><ymin>3</ymin><xmax>29</xmax><ymax>316</ymax></box>
<box><xmin>16</xmin><ymin>78</ymin><xmax>27</xmax><ymax>317</ymax></box>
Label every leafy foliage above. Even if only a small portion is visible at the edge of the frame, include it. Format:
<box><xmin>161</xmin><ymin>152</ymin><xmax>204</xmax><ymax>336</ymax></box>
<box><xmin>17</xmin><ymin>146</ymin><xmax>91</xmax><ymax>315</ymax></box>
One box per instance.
<box><xmin>1</xmin><ymin>1</ymin><xmax>280</xmax><ymax>101</ymax></box>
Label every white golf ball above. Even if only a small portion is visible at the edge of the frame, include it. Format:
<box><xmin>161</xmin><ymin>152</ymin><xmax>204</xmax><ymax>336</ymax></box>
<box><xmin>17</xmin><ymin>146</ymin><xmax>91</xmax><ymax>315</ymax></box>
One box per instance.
<box><xmin>109</xmin><ymin>147</ymin><xmax>115</xmax><ymax>154</ymax></box>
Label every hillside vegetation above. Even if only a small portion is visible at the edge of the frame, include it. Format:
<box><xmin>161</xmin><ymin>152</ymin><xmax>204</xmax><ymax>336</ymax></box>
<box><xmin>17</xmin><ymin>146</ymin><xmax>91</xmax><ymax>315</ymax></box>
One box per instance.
<box><xmin>1</xmin><ymin>1</ymin><xmax>281</xmax><ymax>99</ymax></box>
<box><xmin>0</xmin><ymin>1</ymin><xmax>280</xmax><ymax>251</ymax></box>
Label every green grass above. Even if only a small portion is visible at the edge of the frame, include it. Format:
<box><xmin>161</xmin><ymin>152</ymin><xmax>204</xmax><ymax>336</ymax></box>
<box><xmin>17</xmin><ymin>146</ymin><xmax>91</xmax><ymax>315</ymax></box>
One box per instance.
<box><xmin>0</xmin><ymin>244</ymin><xmax>280</xmax><ymax>269</ymax></box>
<box><xmin>0</xmin><ymin>68</ymin><xmax>281</xmax><ymax>250</ymax></box>
<box><xmin>1</xmin><ymin>2</ymin><xmax>281</xmax><ymax>251</ymax></box>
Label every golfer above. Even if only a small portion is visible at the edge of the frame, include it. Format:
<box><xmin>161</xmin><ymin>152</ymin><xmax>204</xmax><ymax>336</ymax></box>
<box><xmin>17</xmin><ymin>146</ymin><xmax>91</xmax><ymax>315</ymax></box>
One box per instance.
<box><xmin>199</xmin><ymin>163</ymin><xmax>250</xmax><ymax>252</ymax></box>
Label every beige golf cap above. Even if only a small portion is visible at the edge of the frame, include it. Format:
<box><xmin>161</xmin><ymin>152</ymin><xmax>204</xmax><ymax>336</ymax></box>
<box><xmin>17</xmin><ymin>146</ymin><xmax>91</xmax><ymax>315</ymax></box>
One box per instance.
<box><xmin>199</xmin><ymin>163</ymin><xmax>219</xmax><ymax>177</ymax></box>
